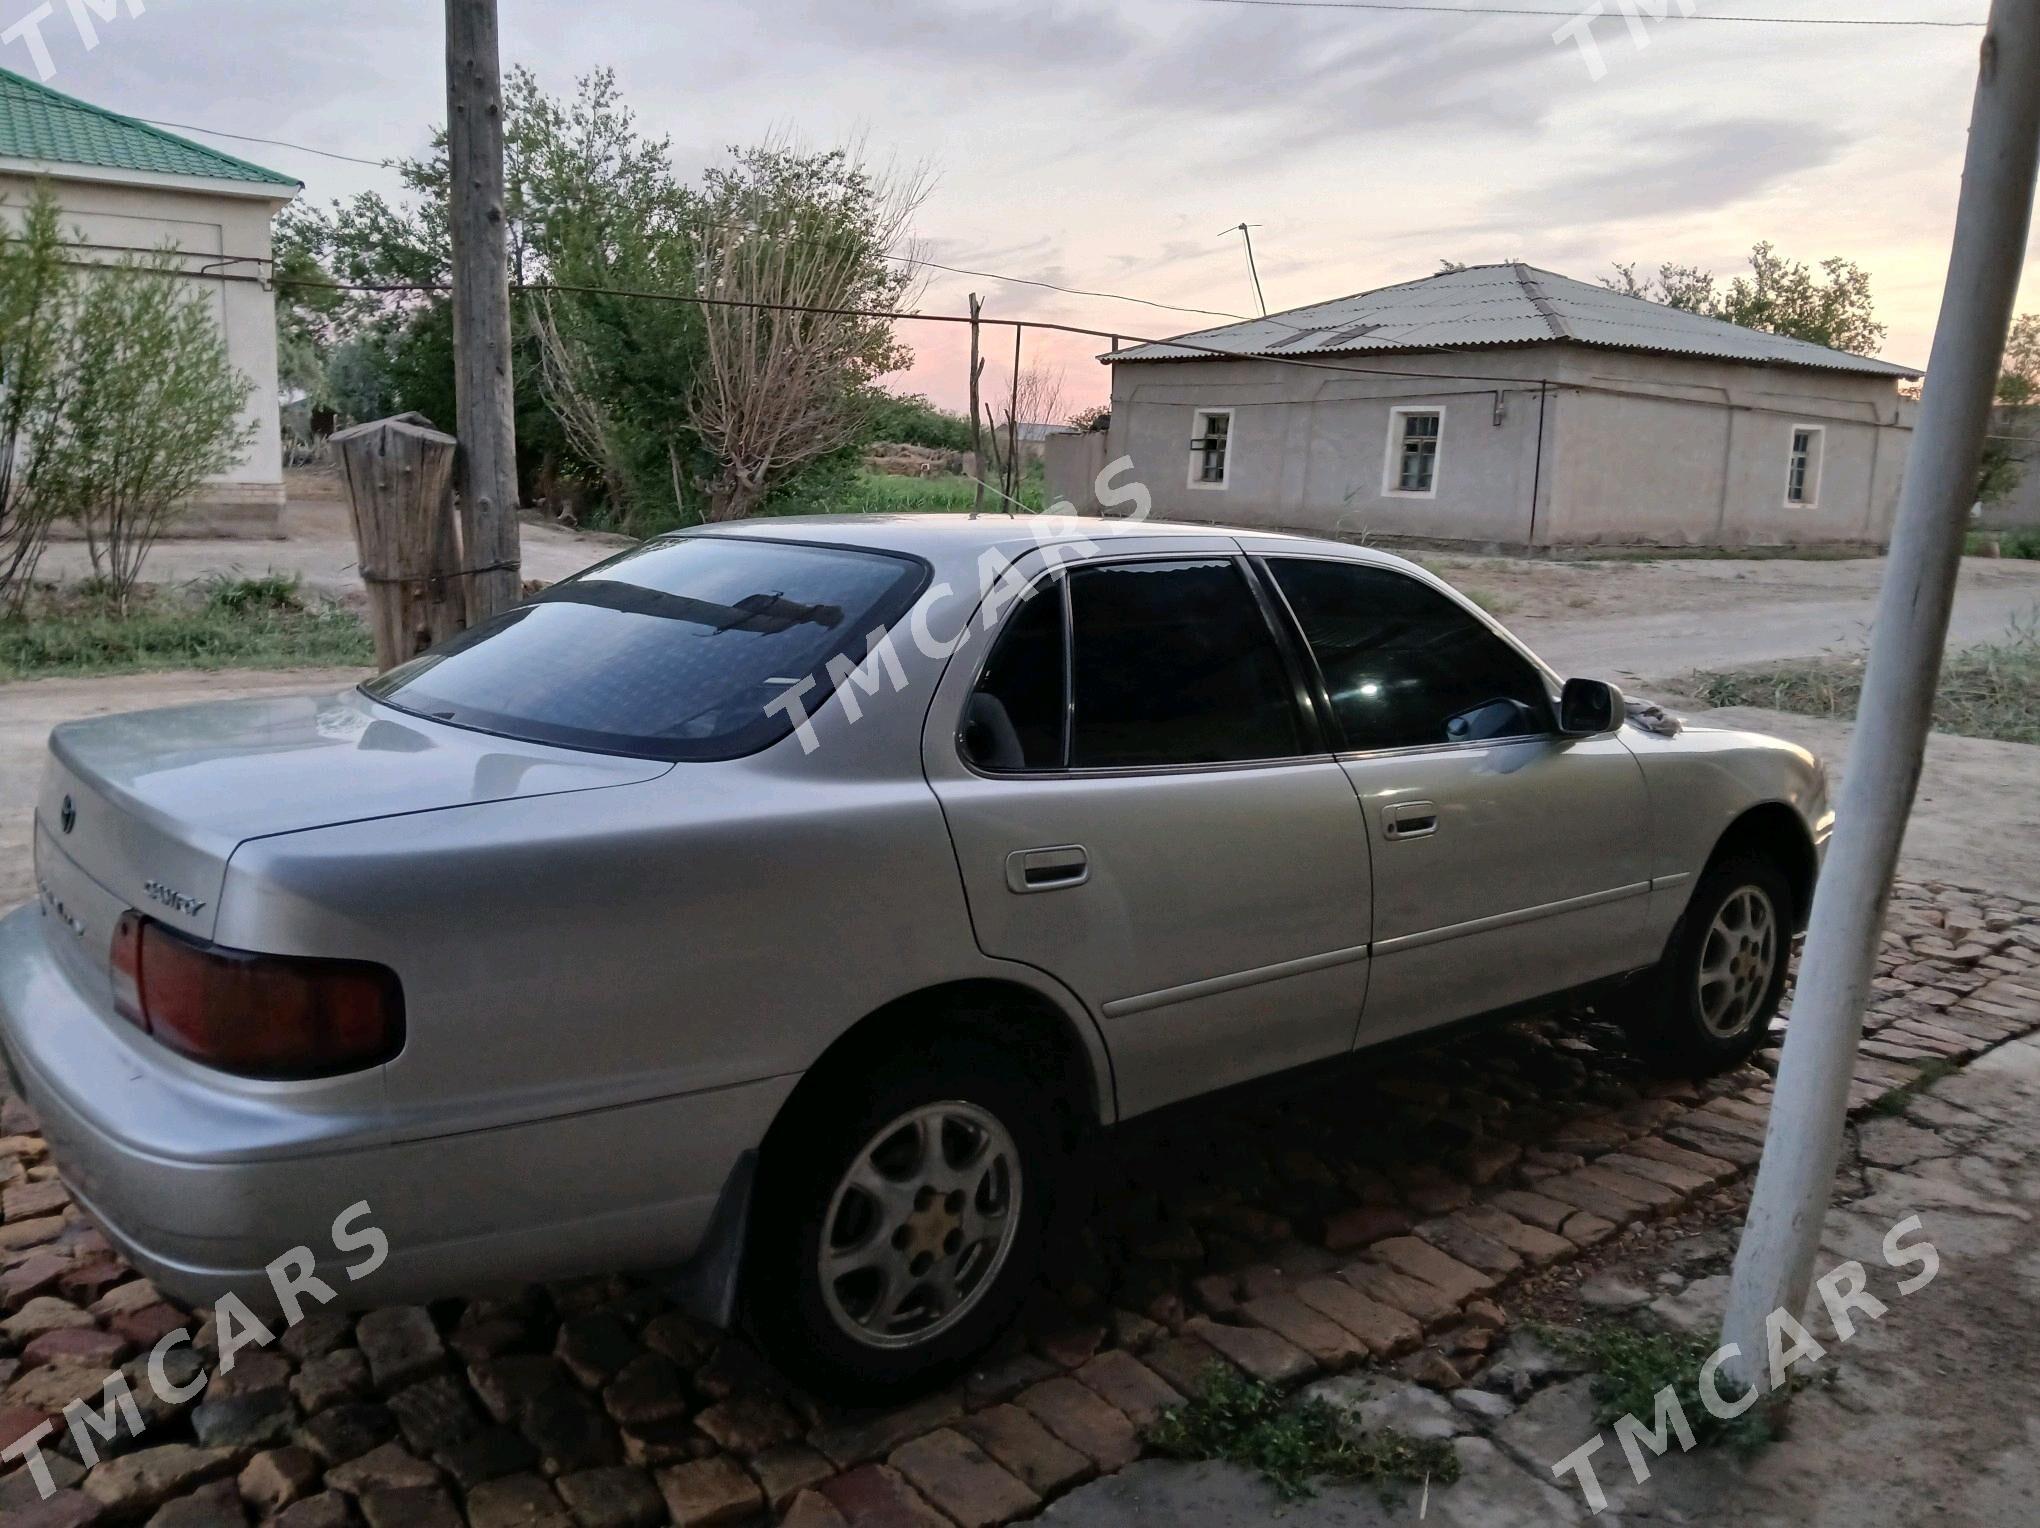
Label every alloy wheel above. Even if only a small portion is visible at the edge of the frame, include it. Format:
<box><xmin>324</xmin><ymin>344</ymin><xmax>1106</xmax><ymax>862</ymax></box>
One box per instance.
<box><xmin>1697</xmin><ymin>885</ymin><xmax>1778</xmax><ymax>1040</ymax></box>
<box><xmin>817</xmin><ymin>1100</ymin><xmax>1023</xmax><ymax>1350</ymax></box>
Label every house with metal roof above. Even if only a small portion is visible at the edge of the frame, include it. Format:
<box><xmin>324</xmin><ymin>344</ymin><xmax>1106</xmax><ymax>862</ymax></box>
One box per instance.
<box><xmin>0</xmin><ymin>68</ymin><xmax>300</xmax><ymax>536</ymax></box>
<box><xmin>1050</xmin><ymin>262</ymin><xmax>1920</xmax><ymax>549</ymax></box>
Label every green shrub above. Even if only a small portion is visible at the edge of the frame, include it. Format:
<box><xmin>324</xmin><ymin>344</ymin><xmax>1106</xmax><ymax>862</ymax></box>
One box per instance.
<box><xmin>202</xmin><ymin>572</ymin><xmax>305</xmax><ymax>615</ymax></box>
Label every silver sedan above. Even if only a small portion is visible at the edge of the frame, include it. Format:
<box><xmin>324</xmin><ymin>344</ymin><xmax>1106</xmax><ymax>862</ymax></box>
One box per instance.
<box><xmin>0</xmin><ymin>516</ymin><xmax>1828</xmax><ymax>1396</ymax></box>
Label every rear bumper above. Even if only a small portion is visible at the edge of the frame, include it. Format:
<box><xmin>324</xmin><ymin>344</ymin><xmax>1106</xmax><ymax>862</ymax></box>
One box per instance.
<box><xmin>0</xmin><ymin>903</ymin><xmax>792</xmax><ymax>1311</ymax></box>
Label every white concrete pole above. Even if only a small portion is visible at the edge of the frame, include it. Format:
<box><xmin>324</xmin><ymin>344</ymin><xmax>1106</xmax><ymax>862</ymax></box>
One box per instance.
<box><xmin>1722</xmin><ymin>0</ymin><xmax>2040</xmax><ymax>1390</ymax></box>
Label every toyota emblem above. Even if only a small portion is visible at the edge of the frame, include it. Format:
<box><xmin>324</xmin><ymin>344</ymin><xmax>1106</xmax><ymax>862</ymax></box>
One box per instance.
<box><xmin>59</xmin><ymin>795</ymin><xmax>74</xmax><ymax>834</ymax></box>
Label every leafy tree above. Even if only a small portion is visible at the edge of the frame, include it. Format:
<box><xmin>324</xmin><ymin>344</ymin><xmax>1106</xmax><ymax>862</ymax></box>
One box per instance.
<box><xmin>1601</xmin><ymin>243</ymin><xmax>1886</xmax><ymax>355</ymax></box>
<box><xmin>865</xmin><ymin>392</ymin><xmax>972</xmax><ymax>451</ymax></box>
<box><xmin>292</xmin><ymin>71</ymin><xmax>921</xmax><ymax>530</ymax></box>
<box><xmin>38</xmin><ymin>248</ymin><xmax>254</xmax><ymax>612</ymax></box>
<box><xmin>1978</xmin><ymin>312</ymin><xmax>2040</xmax><ymax>505</ymax></box>
<box><xmin>0</xmin><ymin>187</ymin><xmax>76</xmax><ymax>608</ymax></box>
<box><xmin>1998</xmin><ymin>312</ymin><xmax>2040</xmax><ymax>405</ymax></box>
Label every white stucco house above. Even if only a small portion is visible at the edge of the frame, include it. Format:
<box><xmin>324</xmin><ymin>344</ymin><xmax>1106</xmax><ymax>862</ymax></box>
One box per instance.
<box><xmin>0</xmin><ymin>67</ymin><xmax>300</xmax><ymax>536</ymax></box>
<box><xmin>1049</xmin><ymin>263</ymin><xmax>1922</xmax><ymax>550</ymax></box>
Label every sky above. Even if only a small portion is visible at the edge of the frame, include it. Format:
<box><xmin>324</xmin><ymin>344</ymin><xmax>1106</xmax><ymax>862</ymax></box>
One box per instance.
<box><xmin>24</xmin><ymin>0</ymin><xmax>2022</xmax><ymax>419</ymax></box>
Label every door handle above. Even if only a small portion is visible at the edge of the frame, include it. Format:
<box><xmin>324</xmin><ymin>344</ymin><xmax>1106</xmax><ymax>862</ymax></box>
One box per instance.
<box><xmin>1383</xmin><ymin>801</ymin><xmax>1439</xmax><ymax>840</ymax></box>
<box><xmin>1006</xmin><ymin>845</ymin><xmax>1090</xmax><ymax>893</ymax></box>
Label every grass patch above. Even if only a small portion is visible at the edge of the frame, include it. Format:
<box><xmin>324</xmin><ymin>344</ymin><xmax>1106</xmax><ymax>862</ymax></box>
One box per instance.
<box><xmin>1459</xmin><ymin>586</ymin><xmax>1516</xmax><ymax>616</ymax></box>
<box><xmin>1685</xmin><ymin>628</ymin><xmax>2040</xmax><ymax>744</ymax></box>
<box><xmin>0</xmin><ymin>583</ymin><xmax>372</xmax><ymax>680</ymax></box>
<box><xmin>1966</xmin><ymin>527</ymin><xmax>2040</xmax><ymax>560</ymax></box>
<box><xmin>1540</xmin><ymin>1318</ymin><xmax>1779</xmax><ymax>1455</ymax></box>
<box><xmin>1570</xmin><ymin>545</ymin><xmax>1877</xmax><ymax>563</ymax></box>
<box><xmin>1147</xmin><ymin>1367</ymin><xmax>1460</xmax><ymax>1503</ymax></box>
<box><xmin>828</xmin><ymin>470</ymin><xmax>1048</xmax><ymax>515</ymax></box>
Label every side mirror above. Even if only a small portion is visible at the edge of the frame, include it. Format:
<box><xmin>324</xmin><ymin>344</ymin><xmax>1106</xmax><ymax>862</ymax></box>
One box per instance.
<box><xmin>1559</xmin><ymin>677</ymin><xmax>1624</xmax><ymax>736</ymax></box>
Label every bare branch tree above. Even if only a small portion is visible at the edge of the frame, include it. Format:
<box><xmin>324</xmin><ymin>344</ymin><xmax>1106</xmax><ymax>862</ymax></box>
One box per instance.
<box><xmin>531</xmin><ymin>290</ymin><xmax>633</xmax><ymax>512</ymax></box>
<box><xmin>687</xmin><ymin>140</ymin><xmax>928</xmax><ymax>521</ymax></box>
<box><xmin>981</xmin><ymin>363</ymin><xmax>1065</xmax><ymax>506</ymax></box>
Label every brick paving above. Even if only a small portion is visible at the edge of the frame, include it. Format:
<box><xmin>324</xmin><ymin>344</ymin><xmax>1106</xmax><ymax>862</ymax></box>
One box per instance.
<box><xmin>0</xmin><ymin>879</ymin><xmax>2035</xmax><ymax>1526</ymax></box>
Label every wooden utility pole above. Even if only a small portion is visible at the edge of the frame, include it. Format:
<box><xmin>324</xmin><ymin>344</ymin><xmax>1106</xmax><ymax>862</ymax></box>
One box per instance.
<box><xmin>445</xmin><ymin>0</ymin><xmax>521</xmax><ymax>623</ymax></box>
<box><xmin>1006</xmin><ymin>326</ymin><xmax>1023</xmax><ymax>504</ymax></box>
<box><xmin>1722</xmin><ymin>0</ymin><xmax>2040</xmax><ymax>1392</ymax></box>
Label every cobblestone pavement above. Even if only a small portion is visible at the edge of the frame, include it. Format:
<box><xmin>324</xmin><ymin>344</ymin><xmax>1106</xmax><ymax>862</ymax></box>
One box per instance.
<box><xmin>1</xmin><ymin>879</ymin><xmax>2035</xmax><ymax>1528</ymax></box>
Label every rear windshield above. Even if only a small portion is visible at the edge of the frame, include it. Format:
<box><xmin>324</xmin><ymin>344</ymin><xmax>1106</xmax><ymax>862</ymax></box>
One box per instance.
<box><xmin>363</xmin><ymin>535</ymin><xmax>928</xmax><ymax>761</ymax></box>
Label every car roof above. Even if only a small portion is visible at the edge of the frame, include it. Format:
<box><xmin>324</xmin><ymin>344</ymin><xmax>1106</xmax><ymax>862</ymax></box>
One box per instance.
<box><xmin>664</xmin><ymin>512</ymin><xmax>1364</xmax><ymax>560</ymax></box>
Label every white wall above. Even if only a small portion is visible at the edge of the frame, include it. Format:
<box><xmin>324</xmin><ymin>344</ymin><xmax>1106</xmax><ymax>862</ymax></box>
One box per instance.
<box><xmin>0</xmin><ymin>167</ymin><xmax>292</xmax><ymax>536</ymax></box>
<box><xmin>1101</xmin><ymin>345</ymin><xmax>1912</xmax><ymax>548</ymax></box>
<box><xmin>1105</xmin><ymin>350</ymin><xmax>1553</xmax><ymax>543</ymax></box>
<box><xmin>1541</xmin><ymin>349</ymin><xmax>1912</xmax><ymax>547</ymax></box>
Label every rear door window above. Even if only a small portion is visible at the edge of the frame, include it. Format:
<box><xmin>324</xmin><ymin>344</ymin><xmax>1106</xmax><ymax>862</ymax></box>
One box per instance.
<box><xmin>1067</xmin><ymin>559</ymin><xmax>1303</xmax><ymax>768</ymax></box>
<box><xmin>365</xmin><ymin>535</ymin><xmax>927</xmax><ymax>760</ymax></box>
<box><xmin>1267</xmin><ymin>558</ymin><xmax>1552</xmax><ymax>751</ymax></box>
<box><xmin>963</xmin><ymin>576</ymin><xmax>1067</xmax><ymax>771</ymax></box>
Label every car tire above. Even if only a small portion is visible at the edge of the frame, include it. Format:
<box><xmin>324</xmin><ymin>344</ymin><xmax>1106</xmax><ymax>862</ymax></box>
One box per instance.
<box><xmin>744</xmin><ymin>1031</ymin><xmax>1067</xmax><ymax>1400</ymax></box>
<box><xmin>1611</xmin><ymin>855</ymin><xmax>1794</xmax><ymax>1077</ymax></box>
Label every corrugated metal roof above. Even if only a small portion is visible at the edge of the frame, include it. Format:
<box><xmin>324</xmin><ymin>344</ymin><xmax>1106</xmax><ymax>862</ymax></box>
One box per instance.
<box><xmin>0</xmin><ymin>67</ymin><xmax>299</xmax><ymax>189</ymax></box>
<box><xmin>1105</xmin><ymin>262</ymin><xmax>1919</xmax><ymax>378</ymax></box>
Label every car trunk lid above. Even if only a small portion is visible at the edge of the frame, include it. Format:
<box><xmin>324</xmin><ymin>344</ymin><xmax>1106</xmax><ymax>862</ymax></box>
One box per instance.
<box><xmin>38</xmin><ymin>686</ymin><xmax>669</xmax><ymax>953</ymax></box>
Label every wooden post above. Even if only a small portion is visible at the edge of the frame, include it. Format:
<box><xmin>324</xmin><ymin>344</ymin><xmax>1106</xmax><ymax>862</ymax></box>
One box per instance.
<box><xmin>445</xmin><ymin>0</ymin><xmax>521</xmax><ymax>623</ymax></box>
<box><xmin>968</xmin><ymin>294</ymin><xmax>985</xmax><ymax>517</ymax></box>
<box><xmin>1006</xmin><ymin>325</ymin><xmax>1023</xmax><ymax>504</ymax></box>
<box><xmin>334</xmin><ymin>414</ymin><xmax>464</xmax><ymax>671</ymax></box>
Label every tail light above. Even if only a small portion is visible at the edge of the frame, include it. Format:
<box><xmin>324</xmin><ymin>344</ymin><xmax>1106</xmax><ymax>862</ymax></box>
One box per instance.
<box><xmin>110</xmin><ymin>913</ymin><xmax>404</xmax><ymax>1079</ymax></box>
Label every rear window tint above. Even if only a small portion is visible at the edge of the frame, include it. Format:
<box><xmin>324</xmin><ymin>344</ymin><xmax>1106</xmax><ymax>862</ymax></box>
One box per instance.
<box><xmin>363</xmin><ymin>535</ymin><xmax>928</xmax><ymax>760</ymax></box>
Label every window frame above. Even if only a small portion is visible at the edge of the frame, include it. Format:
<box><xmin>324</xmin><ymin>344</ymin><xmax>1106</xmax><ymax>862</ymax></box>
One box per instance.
<box><xmin>1187</xmin><ymin>408</ymin><xmax>1235</xmax><ymax>491</ymax></box>
<box><xmin>1249</xmin><ymin>552</ymin><xmax>1563</xmax><ymax>760</ymax></box>
<box><xmin>1785</xmin><ymin>424</ymin><xmax>1824</xmax><ymax>508</ymax></box>
<box><xmin>1382</xmin><ymin>406</ymin><xmax>1445</xmax><ymax>499</ymax></box>
<box><xmin>955</xmin><ymin>552</ymin><xmax>1332</xmax><ymax>779</ymax></box>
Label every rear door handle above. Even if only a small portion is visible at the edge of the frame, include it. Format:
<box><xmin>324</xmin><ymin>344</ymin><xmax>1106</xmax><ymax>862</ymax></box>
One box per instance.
<box><xmin>1007</xmin><ymin>845</ymin><xmax>1090</xmax><ymax>893</ymax></box>
<box><xmin>1383</xmin><ymin>801</ymin><xmax>1439</xmax><ymax>840</ymax></box>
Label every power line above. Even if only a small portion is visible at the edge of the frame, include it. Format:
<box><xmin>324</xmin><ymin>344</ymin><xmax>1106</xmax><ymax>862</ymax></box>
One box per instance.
<box><xmin>135</xmin><ymin>117</ymin><xmax>392</xmax><ymax>169</ymax></box>
<box><xmin>1183</xmin><ymin>0</ymin><xmax>1984</xmax><ymax>24</ymax></box>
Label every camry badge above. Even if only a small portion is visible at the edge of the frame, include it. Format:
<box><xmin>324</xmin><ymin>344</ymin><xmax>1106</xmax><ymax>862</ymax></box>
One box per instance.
<box><xmin>143</xmin><ymin>880</ymin><xmax>208</xmax><ymax>917</ymax></box>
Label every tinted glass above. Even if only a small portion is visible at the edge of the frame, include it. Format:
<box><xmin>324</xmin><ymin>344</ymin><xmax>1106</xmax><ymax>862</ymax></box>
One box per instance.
<box><xmin>964</xmin><ymin>577</ymin><xmax>1066</xmax><ymax>771</ymax></box>
<box><xmin>1269</xmin><ymin>559</ymin><xmax>1551</xmax><ymax>751</ymax></box>
<box><xmin>1068</xmin><ymin>559</ymin><xmax>1302</xmax><ymax>768</ymax></box>
<box><xmin>365</xmin><ymin>536</ymin><xmax>925</xmax><ymax>760</ymax></box>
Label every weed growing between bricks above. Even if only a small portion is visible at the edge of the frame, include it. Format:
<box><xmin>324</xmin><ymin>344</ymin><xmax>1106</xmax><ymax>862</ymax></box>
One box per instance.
<box><xmin>1146</xmin><ymin>1365</ymin><xmax>1459</xmax><ymax>1502</ymax></box>
<box><xmin>1536</xmin><ymin>1318</ymin><xmax>1781</xmax><ymax>1454</ymax></box>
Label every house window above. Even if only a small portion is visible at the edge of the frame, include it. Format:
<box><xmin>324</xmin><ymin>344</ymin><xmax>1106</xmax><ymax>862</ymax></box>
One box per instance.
<box><xmin>1385</xmin><ymin>407</ymin><xmax>1443</xmax><ymax>497</ymax></box>
<box><xmin>1786</xmin><ymin>425</ymin><xmax>1823</xmax><ymax>506</ymax></box>
<box><xmin>1188</xmin><ymin>409</ymin><xmax>1233</xmax><ymax>489</ymax></box>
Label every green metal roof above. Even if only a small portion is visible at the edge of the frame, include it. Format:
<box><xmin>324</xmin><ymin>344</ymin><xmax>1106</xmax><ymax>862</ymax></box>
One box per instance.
<box><xmin>0</xmin><ymin>67</ymin><xmax>298</xmax><ymax>190</ymax></box>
